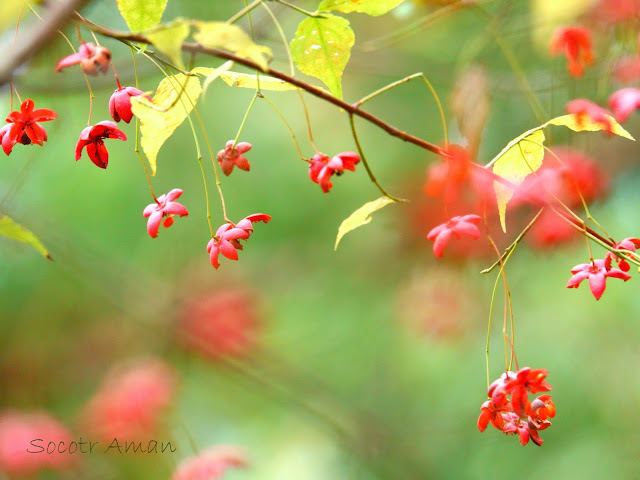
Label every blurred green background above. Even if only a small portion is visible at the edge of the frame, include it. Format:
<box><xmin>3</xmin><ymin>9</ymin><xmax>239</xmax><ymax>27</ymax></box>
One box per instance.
<box><xmin>2</xmin><ymin>0</ymin><xmax>640</xmax><ymax>478</ymax></box>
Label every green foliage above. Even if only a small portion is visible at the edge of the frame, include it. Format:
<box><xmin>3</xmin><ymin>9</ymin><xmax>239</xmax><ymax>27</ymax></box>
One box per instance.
<box><xmin>0</xmin><ymin>216</ymin><xmax>50</xmax><ymax>259</ymax></box>
<box><xmin>335</xmin><ymin>196</ymin><xmax>395</xmax><ymax>250</ymax></box>
<box><xmin>117</xmin><ymin>0</ymin><xmax>168</xmax><ymax>32</ymax></box>
<box><xmin>318</xmin><ymin>0</ymin><xmax>406</xmax><ymax>16</ymax></box>
<box><xmin>290</xmin><ymin>15</ymin><xmax>354</xmax><ymax>99</ymax></box>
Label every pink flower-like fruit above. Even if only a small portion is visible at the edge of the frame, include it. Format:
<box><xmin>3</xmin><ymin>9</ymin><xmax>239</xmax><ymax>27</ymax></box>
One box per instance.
<box><xmin>207</xmin><ymin>214</ymin><xmax>271</xmax><ymax>269</ymax></box>
<box><xmin>217</xmin><ymin>140</ymin><xmax>252</xmax><ymax>176</ymax></box>
<box><xmin>308</xmin><ymin>151</ymin><xmax>360</xmax><ymax>193</ymax></box>
<box><xmin>566</xmin><ymin>258</ymin><xmax>631</xmax><ymax>300</ymax></box>
<box><xmin>143</xmin><ymin>189</ymin><xmax>189</xmax><ymax>238</ymax></box>
<box><xmin>609</xmin><ymin>88</ymin><xmax>640</xmax><ymax>123</ymax></box>
<box><xmin>426</xmin><ymin>214</ymin><xmax>482</xmax><ymax>258</ymax></box>
<box><xmin>55</xmin><ymin>42</ymin><xmax>111</xmax><ymax>76</ymax></box>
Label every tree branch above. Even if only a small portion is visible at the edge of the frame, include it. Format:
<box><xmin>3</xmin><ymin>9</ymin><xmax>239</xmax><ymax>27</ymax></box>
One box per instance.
<box><xmin>74</xmin><ymin>14</ymin><xmax>446</xmax><ymax>157</ymax></box>
<box><xmin>0</xmin><ymin>0</ymin><xmax>91</xmax><ymax>87</ymax></box>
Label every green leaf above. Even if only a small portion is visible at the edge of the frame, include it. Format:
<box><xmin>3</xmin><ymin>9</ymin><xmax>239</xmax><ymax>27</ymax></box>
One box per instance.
<box><xmin>490</xmin><ymin>112</ymin><xmax>633</xmax><ymax>232</ymax></box>
<box><xmin>318</xmin><ymin>0</ymin><xmax>406</xmax><ymax>16</ymax></box>
<box><xmin>290</xmin><ymin>15</ymin><xmax>354</xmax><ymax>99</ymax></box>
<box><xmin>193</xmin><ymin>22</ymin><xmax>272</xmax><ymax>71</ymax></box>
<box><xmin>130</xmin><ymin>73</ymin><xmax>202</xmax><ymax>175</ymax></box>
<box><xmin>146</xmin><ymin>20</ymin><xmax>190</xmax><ymax>70</ymax></box>
<box><xmin>335</xmin><ymin>196</ymin><xmax>395</xmax><ymax>250</ymax></box>
<box><xmin>117</xmin><ymin>0</ymin><xmax>168</xmax><ymax>32</ymax></box>
<box><xmin>0</xmin><ymin>216</ymin><xmax>51</xmax><ymax>259</ymax></box>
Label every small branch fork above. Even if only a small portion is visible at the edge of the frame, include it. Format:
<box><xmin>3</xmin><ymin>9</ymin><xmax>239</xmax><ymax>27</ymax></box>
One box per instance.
<box><xmin>69</xmin><ymin>15</ymin><xmax>446</xmax><ymax>157</ymax></box>
<box><xmin>0</xmin><ymin>0</ymin><xmax>91</xmax><ymax>86</ymax></box>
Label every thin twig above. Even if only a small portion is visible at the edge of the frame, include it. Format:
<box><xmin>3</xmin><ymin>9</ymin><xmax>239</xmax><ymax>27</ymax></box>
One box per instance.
<box><xmin>73</xmin><ymin>15</ymin><xmax>445</xmax><ymax>157</ymax></box>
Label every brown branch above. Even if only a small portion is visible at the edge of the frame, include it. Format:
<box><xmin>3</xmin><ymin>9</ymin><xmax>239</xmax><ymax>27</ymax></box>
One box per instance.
<box><xmin>0</xmin><ymin>0</ymin><xmax>91</xmax><ymax>87</ymax></box>
<box><xmin>74</xmin><ymin>15</ymin><xmax>445</xmax><ymax>157</ymax></box>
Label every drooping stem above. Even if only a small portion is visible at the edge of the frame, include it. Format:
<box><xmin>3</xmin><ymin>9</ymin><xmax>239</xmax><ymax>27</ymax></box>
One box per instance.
<box><xmin>232</xmin><ymin>93</ymin><xmax>259</xmax><ymax>149</ymax></box>
<box><xmin>260</xmin><ymin>94</ymin><xmax>306</xmax><ymax>161</ymax></box>
<box><xmin>130</xmin><ymin>47</ymin><xmax>157</xmax><ymax>201</ymax></box>
<box><xmin>227</xmin><ymin>0</ymin><xmax>264</xmax><ymax>24</ymax></box>
<box><xmin>273</xmin><ymin>0</ymin><xmax>325</xmax><ymax>18</ymax></box>
<box><xmin>349</xmin><ymin>114</ymin><xmax>406</xmax><ymax>202</ymax></box>
<box><xmin>480</xmin><ymin>208</ymin><xmax>544</xmax><ymax>275</ymax></box>
<box><xmin>261</xmin><ymin>1</ymin><xmax>318</xmax><ymax>151</ymax></box>
<box><xmin>355</xmin><ymin>72</ymin><xmax>448</xmax><ymax>146</ymax></box>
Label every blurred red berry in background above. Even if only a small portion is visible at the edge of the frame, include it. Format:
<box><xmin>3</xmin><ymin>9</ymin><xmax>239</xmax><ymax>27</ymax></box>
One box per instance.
<box><xmin>171</xmin><ymin>445</ymin><xmax>247</xmax><ymax>480</ymax></box>
<box><xmin>550</xmin><ymin>26</ymin><xmax>594</xmax><ymax>77</ymax></box>
<box><xmin>81</xmin><ymin>359</ymin><xmax>177</xmax><ymax>441</ymax></box>
<box><xmin>0</xmin><ymin>411</ymin><xmax>76</xmax><ymax>476</ymax></box>
<box><xmin>177</xmin><ymin>289</ymin><xmax>260</xmax><ymax>360</ymax></box>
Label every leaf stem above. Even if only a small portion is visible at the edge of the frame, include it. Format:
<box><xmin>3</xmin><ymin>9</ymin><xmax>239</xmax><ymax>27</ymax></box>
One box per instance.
<box><xmin>355</xmin><ymin>72</ymin><xmax>448</xmax><ymax>146</ymax></box>
<box><xmin>227</xmin><ymin>0</ymin><xmax>264</xmax><ymax>24</ymax></box>
<box><xmin>348</xmin><ymin>114</ymin><xmax>406</xmax><ymax>202</ymax></box>
<box><xmin>261</xmin><ymin>1</ymin><xmax>318</xmax><ymax>151</ymax></box>
<box><xmin>260</xmin><ymin>94</ymin><xmax>306</xmax><ymax>161</ymax></box>
<box><xmin>273</xmin><ymin>0</ymin><xmax>325</xmax><ymax>18</ymax></box>
<box><xmin>233</xmin><ymin>93</ymin><xmax>259</xmax><ymax>149</ymax></box>
<box><xmin>130</xmin><ymin>47</ymin><xmax>157</xmax><ymax>201</ymax></box>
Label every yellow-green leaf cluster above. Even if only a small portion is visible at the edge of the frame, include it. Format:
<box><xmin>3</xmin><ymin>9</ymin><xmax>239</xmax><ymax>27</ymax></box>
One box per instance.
<box><xmin>194</xmin><ymin>22</ymin><xmax>272</xmax><ymax>71</ymax></box>
<box><xmin>318</xmin><ymin>0</ymin><xmax>406</xmax><ymax>16</ymax></box>
<box><xmin>290</xmin><ymin>15</ymin><xmax>354</xmax><ymax>99</ymax></box>
<box><xmin>219</xmin><ymin>72</ymin><xmax>298</xmax><ymax>91</ymax></box>
<box><xmin>335</xmin><ymin>197</ymin><xmax>395</xmax><ymax>250</ymax></box>
<box><xmin>130</xmin><ymin>73</ymin><xmax>202</xmax><ymax>175</ymax></box>
<box><xmin>145</xmin><ymin>20</ymin><xmax>190</xmax><ymax>70</ymax></box>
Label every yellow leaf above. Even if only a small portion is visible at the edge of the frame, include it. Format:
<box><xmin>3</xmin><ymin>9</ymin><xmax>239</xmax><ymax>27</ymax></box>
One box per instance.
<box><xmin>130</xmin><ymin>73</ymin><xmax>202</xmax><ymax>175</ymax></box>
<box><xmin>193</xmin><ymin>22</ymin><xmax>272</xmax><ymax>71</ymax></box>
<box><xmin>0</xmin><ymin>0</ymin><xmax>29</xmax><ymax>32</ymax></box>
<box><xmin>0</xmin><ymin>216</ymin><xmax>51</xmax><ymax>259</ymax></box>
<box><xmin>547</xmin><ymin>114</ymin><xmax>634</xmax><ymax>140</ymax></box>
<box><xmin>219</xmin><ymin>72</ymin><xmax>298</xmax><ymax>91</ymax></box>
<box><xmin>335</xmin><ymin>197</ymin><xmax>395</xmax><ymax>250</ymax></box>
<box><xmin>492</xmin><ymin>129</ymin><xmax>545</xmax><ymax>232</ymax></box>
<box><xmin>146</xmin><ymin>20</ymin><xmax>190</xmax><ymax>70</ymax></box>
<box><xmin>318</xmin><ymin>0</ymin><xmax>405</xmax><ymax>16</ymax></box>
<box><xmin>489</xmin><ymin>112</ymin><xmax>633</xmax><ymax>232</ymax></box>
<box><xmin>192</xmin><ymin>61</ymin><xmax>234</xmax><ymax>97</ymax></box>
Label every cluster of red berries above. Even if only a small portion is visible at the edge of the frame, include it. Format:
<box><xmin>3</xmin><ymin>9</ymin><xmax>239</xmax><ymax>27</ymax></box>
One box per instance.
<box><xmin>478</xmin><ymin>367</ymin><xmax>556</xmax><ymax>446</ymax></box>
